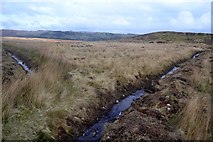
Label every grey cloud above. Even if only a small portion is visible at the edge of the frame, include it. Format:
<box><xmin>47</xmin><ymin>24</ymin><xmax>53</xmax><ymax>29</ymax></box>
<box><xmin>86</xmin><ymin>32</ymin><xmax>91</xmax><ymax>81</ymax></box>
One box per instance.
<box><xmin>1</xmin><ymin>0</ymin><xmax>212</xmax><ymax>33</ymax></box>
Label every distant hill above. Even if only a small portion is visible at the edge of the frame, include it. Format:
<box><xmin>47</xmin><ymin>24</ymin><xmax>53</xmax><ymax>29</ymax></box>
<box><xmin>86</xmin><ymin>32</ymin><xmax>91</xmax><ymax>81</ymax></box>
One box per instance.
<box><xmin>2</xmin><ymin>30</ymin><xmax>211</xmax><ymax>44</ymax></box>
<box><xmin>122</xmin><ymin>31</ymin><xmax>212</xmax><ymax>45</ymax></box>
<box><xmin>1</xmin><ymin>29</ymin><xmax>136</xmax><ymax>41</ymax></box>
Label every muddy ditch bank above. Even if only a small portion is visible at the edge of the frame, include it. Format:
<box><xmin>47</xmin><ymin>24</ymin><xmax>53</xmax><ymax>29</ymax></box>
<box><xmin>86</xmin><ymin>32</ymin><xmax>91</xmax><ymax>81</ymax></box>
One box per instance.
<box><xmin>56</xmin><ymin>51</ymin><xmax>207</xmax><ymax>141</ymax></box>
<box><xmin>4</xmin><ymin>48</ymin><xmax>42</xmax><ymax>71</ymax></box>
<box><xmin>6</xmin><ymin>51</ymin><xmax>32</xmax><ymax>73</ymax></box>
<box><xmin>2</xmin><ymin>50</ymin><xmax>26</xmax><ymax>83</ymax></box>
<box><xmin>3</xmin><ymin>47</ymin><xmax>207</xmax><ymax>141</ymax></box>
<box><xmin>101</xmin><ymin>51</ymin><xmax>211</xmax><ymax>141</ymax></box>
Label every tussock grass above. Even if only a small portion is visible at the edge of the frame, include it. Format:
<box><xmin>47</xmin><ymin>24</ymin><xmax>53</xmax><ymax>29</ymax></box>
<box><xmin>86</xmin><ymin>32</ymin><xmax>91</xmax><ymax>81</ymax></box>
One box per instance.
<box><xmin>176</xmin><ymin>52</ymin><xmax>212</xmax><ymax>140</ymax></box>
<box><xmin>178</xmin><ymin>93</ymin><xmax>211</xmax><ymax>140</ymax></box>
<box><xmin>2</xmin><ymin>46</ymin><xmax>96</xmax><ymax>139</ymax></box>
<box><xmin>2</xmin><ymin>37</ymin><xmax>210</xmax><ymax>140</ymax></box>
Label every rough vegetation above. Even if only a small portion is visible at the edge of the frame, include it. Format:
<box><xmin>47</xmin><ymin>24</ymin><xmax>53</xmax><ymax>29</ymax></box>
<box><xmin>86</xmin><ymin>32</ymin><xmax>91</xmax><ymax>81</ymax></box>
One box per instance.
<box><xmin>122</xmin><ymin>31</ymin><xmax>211</xmax><ymax>45</ymax></box>
<box><xmin>1</xmin><ymin>32</ymin><xmax>211</xmax><ymax>141</ymax></box>
<box><xmin>102</xmin><ymin>51</ymin><xmax>212</xmax><ymax>141</ymax></box>
<box><xmin>2</xmin><ymin>50</ymin><xmax>25</xmax><ymax>83</ymax></box>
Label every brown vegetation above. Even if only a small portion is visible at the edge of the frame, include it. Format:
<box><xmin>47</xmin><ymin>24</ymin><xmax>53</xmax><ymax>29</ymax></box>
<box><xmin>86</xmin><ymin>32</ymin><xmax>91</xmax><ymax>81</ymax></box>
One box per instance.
<box><xmin>2</xmin><ymin>36</ymin><xmax>211</xmax><ymax>140</ymax></box>
<box><xmin>175</xmin><ymin>52</ymin><xmax>212</xmax><ymax>140</ymax></box>
<box><xmin>102</xmin><ymin>51</ymin><xmax>212</xmax><ymax>141</ymax></box>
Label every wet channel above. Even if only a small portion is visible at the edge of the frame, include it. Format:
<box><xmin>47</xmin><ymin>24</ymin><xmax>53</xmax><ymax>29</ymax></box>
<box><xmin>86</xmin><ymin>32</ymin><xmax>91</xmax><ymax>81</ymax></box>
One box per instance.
<box><xmin>78</xmin><ymin>52</ymin><xmax>202</xmax><ymax>142</ymax></box>
<box><xmin>6</xmin><ymin>50</ymin><xmax>201</xmax><ymax>142</ymax></box>
<box><xmin>8</xmin><ymin>52</ymin><xmax>32</xmax><ymax>73</ymax></box>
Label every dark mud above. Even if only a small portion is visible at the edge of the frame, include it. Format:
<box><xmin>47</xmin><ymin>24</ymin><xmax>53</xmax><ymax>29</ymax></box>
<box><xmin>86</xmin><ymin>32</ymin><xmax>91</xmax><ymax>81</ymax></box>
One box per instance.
<box><xmin>69</xmin><ymin>51</ymin><xmax>206</xmax><ymax>142</ymax></box>
<box><xmin>78</xmin><ymin>90</ymin><xmax>145</xmax><ymax>141</ymax></box>
<box><xmin>4</xmin><ymin>46</ymin><xmax>205</xmax><ymax>141</ymax></box>
<box><xmin>101</xmin><ymin>51</ymin><xmax>210</xmax><ymax>141</ymax></box>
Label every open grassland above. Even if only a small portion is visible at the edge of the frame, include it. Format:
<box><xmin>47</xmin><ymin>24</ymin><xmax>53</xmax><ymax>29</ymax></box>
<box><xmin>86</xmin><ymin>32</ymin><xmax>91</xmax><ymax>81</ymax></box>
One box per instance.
<box><xmin>2</xmin><ymin>36</ymin><xmax>210</xmax><ymax>140</ymax></box>
<box><xmin>123</xmin><ymin>32</ymin><xmax>211</xmax><ymax>45</ymax></box>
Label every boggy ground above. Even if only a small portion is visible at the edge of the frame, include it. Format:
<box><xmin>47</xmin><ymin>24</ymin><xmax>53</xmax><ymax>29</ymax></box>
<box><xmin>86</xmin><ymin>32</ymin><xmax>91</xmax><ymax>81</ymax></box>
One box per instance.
<box><xmin>102</xmin><ymin>51</ymin><xmax>212</xmax><ymax>141</ymax></box>
<box><xmin>1</xmin><ymin>36</ymin><xmax>211</xmax><ymax>140</ymax></box>
<box><xmin>2</xmin><ymin>50</ymin><xmax>25</xmax><ymax>83</ymax></box>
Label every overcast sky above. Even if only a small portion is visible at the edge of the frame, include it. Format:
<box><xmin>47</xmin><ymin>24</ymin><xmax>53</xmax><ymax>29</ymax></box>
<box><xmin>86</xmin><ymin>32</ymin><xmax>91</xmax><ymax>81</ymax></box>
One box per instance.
<box><xmin>1</xmin><ymin>0</ymin><xmax>212</xmax><ymax>34</ymax></box>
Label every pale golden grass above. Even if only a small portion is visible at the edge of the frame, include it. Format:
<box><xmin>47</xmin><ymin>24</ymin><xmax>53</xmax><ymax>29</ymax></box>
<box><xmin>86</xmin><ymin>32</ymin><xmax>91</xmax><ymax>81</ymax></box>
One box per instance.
<box><xmin>2</xmin><ymin>60</ymin><xmax>97</xmax><ymax>139</ymax></box>
<box><xmin>3</xmin><ymin>37</ymin><xmax>207</xmax><ymax>91</ymax></box>
<box><xmin>2</xmin><ymin>37</ymin><xmax>209</xmax><ymax>140</ymax></box>
<box><xmin>177</xmin><ymin>52</ymin><xmax>212</xmax><ymax>140</ymax></box>
<box><xmin>178</xmin><ymin>93</ymin><xmax>211</xmax><ymax>140</ymax></box>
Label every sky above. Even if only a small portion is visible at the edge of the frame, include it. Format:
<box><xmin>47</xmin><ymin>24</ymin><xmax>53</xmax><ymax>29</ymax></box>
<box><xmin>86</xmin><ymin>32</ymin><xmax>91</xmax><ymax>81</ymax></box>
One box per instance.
<box><xmin>0</xmin><ymin>0</ymin><xmax>212</xmax><ymax>34</ymax></box>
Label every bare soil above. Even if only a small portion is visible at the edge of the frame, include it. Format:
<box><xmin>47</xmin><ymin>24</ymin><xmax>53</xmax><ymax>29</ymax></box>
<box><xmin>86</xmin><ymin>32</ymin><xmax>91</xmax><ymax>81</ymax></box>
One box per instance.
<box><xmin>2</xmin><ymin>36</ymin><xmax>211</xmax><ymax>141</ymax></box>
<box><xmin>101</xmin><ymin>51</ymin><xmax>212</xmax><ymax>141</ymax></box>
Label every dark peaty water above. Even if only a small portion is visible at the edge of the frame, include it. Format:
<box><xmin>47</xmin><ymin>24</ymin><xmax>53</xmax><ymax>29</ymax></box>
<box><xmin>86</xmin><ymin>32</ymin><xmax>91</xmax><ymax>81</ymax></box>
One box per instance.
<box><xmin>78</xmin><ymin>90</ymin><xmax>145</xmax><ymax>142</ymax></box>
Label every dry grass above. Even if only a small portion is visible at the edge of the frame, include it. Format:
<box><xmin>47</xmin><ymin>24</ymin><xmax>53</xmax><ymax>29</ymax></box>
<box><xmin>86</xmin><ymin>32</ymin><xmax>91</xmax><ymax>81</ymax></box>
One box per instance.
<box><xmin>2</xmin><ymin>55</ymin><xmax>97</xmax><ymax>139</ymax></box>
<box><xmin>176</xmin><ymin>52</ymin><xmax>212</xmax><ymax>140</ymax></box>
<box><xmin>2</xmin><ymin>37</ymin><xmax>209</xmax><ymax>140</ymax></box>
<box><xmin>178</xmin><ymin>93</ymin><xmax>211</xmax><ymax>140</ymax></box>
<box><xmin>3</xmin><ymin>38</ymin><xmax>207</xmax><ymax>91</ymax></box>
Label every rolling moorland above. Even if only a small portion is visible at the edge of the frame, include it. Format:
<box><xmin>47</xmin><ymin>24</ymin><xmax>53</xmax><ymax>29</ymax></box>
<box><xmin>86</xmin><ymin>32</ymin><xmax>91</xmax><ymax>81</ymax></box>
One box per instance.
<box><xmin>1</xmin><ymin>31</ymin><xmax>212</xmax><ymax>141</ymax></box>
<box><xmin>1</xmin><ymin>29</ymin><xmax>135</xmax><ymax>41</ymax></box>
